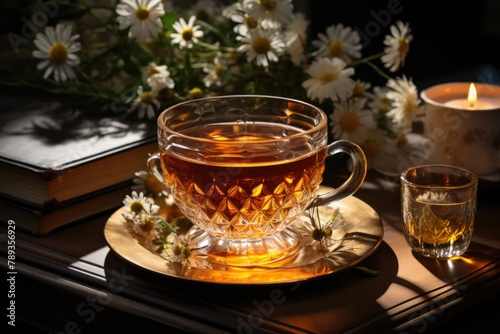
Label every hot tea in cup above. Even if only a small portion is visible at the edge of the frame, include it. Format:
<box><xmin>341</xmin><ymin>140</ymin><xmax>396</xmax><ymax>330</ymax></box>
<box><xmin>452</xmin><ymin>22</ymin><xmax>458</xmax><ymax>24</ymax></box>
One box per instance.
<box><xmin>148</xmin><ymin>95</ymin><xmax>367</xmax><ymax>266</ymax></box>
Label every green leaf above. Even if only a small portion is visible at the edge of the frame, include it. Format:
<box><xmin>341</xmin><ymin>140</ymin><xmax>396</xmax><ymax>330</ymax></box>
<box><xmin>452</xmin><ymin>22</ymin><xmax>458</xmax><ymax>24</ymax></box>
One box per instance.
<box><xmin>352</xmin><ymin>266</ymin><xmax>379</xmax><ymax>277</ymax></box>
<box><xmin>183</xmin><ymin>52</ymin><xmax>192</xmax><ymax>73</ymax></box>
<box><xmin>162</xmin><ymin>12</ymin><xmax>178</xmax><ymax>31</ymax></box>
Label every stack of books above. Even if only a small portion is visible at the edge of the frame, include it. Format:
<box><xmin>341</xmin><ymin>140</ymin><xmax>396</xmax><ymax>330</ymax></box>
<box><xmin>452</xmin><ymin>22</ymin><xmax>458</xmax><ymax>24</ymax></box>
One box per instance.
<box><xmin>0</xmin><ymin>93</ymin><xmax>158</xmax><ymax>235</ymax></box>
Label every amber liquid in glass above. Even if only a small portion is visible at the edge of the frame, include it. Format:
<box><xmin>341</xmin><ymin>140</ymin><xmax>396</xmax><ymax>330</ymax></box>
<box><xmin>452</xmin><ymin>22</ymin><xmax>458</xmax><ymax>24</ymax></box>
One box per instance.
<box><xmin>403</xmin><ymin>197</ymin><xmax>475</xmax><ymax>258</ymax></box>
<box><xmin>161</xmin><ymin>123</ymin><xmax>325</xmax><ymax>239</ymax></box>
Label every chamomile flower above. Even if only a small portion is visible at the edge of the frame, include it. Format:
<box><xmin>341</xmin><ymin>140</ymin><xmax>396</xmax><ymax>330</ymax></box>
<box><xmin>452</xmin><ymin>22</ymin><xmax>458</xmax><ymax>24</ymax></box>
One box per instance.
<box><xmin>121</xmin><ymin>197</ymin><xmax>162</xmax><ymax>244</ymax></box>
<box><xmin>330</xmin><ymin>97</ymin><xmax>376</xmax><ymax>143</ymax></box>
<box><xmin>385</xmin><ymin>75</ymin><xmax>420</xmax><ymax>132</ymax></box>
<box><xmin>171</xmin><ymin>16</ymin><xmax>204</xmax><ymax>49</ymax></box>
<box><xmin>129</xmin><ymin>210</ymin><xmax>163</xmax><ymax>238</ymax></box>
<box><xmin>32</xmin><ymin>24</ymin><xmax>81</xmax><ymax>82</ymax></box>
<box><xmin>227</xmin><ymin>6</ymin><xmax>260</xmax><ymax>36</ymax></box>
<box><xmin>129</xmin><ymin>86</ymin><xmax>161</xmax><ymax>119</ymax></box>
<box><xmin>352</xmin><ymin>79</ymin><xmax>372</xmax><ymax>98</ymax></box>
<box><xmin>287</xmin><ymin>12</ymin><xmax>308</xmax><ymax>42</ymax></box>
<box><xmin>381</xmin><ymin>21</ymin><xmax>413</xmax><ymax>72</ymax></box>
<box><xmin>361</xmin><ymin>130</ymin><xmax>385</xmax><ymax>160</ymax></box>
<box><xmin>368</xmin><ymin>86</ymin><xmax>392</xmax><ymax>116</ymax></box>
<box><xmin>311</xmin><ymin>23</ymin><xmax>362</xmax><ymax>62</ymax></box>
<box><xmin>284</xmin><ymin>12</ymin><xmax>309</xmax><ymax>66</ymax></box>
<box><xmin>237</xmin><ymin>28</ymin><xmax>285</xmax><ymax>67</ymax></box>
<box><xmin>360</xmin><ymin>128</ymin><xmax>395</xmax><ymax>168</ymax></box>
<box><xmin>164</xmin><ymin>233</ymin><xmax>207</xmax><ymax>267</ymax></box>
<box><xmin>123</xmin><ymin>191</ymin><xmax>152</xmax><ymax>214</ymax></box>
<box><xmin>203</xmin><ymin>53</ymin><xmax>227</xmax><ymax>87</ymax></box>
<box><xmin>301</xmin><ymin>205</ymin><xmax>345</xmax><ymax>248</ymax></box>
<box><xmin>142</xmin><ymin>62</ymin><xmax>175</xmax><ymax>93</ymax></box>
<box><xmin>302</xmin><ymin>57</ymin><xmax>355</xmax><ymax>103</ymax></box>
<box><xmin>132</xmin><ymin>170</ymin><xmax>169</xmax><ymax>197</ymax></box>
<box><xmin>243</xmin><ymin>0</ymin><xmax>293</xmax><ymax>25</ymax></box>
<box><xmin>188</xmin><ymin>87</ymin><xmax>204</xmax><ymax>99</ymax></box>
<box><xmin>116</xmin><ymin>0</ymin><xmax>165</xmax><ymax>42</ymax></box>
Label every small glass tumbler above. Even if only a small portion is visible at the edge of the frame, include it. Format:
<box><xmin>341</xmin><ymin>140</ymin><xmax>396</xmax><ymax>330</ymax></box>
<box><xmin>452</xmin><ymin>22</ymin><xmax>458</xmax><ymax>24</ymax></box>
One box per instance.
<box><xmin>400</xmin><ymin>164</ymin><xmax>478</xmax><ymax>259</ymax></box>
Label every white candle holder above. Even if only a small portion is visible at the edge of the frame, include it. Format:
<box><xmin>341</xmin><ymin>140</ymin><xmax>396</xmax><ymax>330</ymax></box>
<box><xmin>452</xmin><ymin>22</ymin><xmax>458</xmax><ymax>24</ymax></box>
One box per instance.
<box><xmin>420</xmin><ymin>82</ymin><xmax>500</xmax><ymax>175</ymax></box>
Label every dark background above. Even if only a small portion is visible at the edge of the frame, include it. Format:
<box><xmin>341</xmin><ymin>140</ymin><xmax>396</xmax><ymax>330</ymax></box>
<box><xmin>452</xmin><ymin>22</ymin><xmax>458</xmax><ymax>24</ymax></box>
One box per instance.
<box><xmin>2</xmin><ymin>0</ymin><xmax>500</xmax><ymax>91</ymax></box>
<box><xmin>306</xmin><ymin>0</ymin><xmax>500</xmax><ymax>89</ymax></box>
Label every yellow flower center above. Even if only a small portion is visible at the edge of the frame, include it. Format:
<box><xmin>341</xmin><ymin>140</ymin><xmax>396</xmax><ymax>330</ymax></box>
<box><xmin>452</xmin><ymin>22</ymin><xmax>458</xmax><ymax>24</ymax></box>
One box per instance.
<box><xmin>174</xmin><ymin>245</ymin><xmax>183</xmax><ymax>256</ymax></box>
<box><xmin>146</xmin><ymin>175</ymin><xmax>165</xmax><ymax>195</ymax></box>
<box><xmin>353</xmin><ymin>84</ymin><xmax>365</xmax><ymax>96</ymax></box>
<box><xmin>405</xmin><ymin>99</ymin><xmax>414</xmax><ymax>113</ymax></box>
<box><xmin>49</xmin><ymin>43</ymin><xmax>68</xmax><ymax>65</ymax></box>
<box><xmin>363</xmin><ymin>139</ymin><xmax>379</xmax><ymax>157</ymax></box>
<box><xmin>377</xmin><ymin>101</ymin><xmax>390</xmax><ymax>115</ymax></box>
<box><xmin>145</xmin><ymin>66</ymin><xmax>160</xmax><ymax>79</ymax></box>
<box><xmin>328</xmin><ymin>41</ymin><xmax>344</xmax><ymax>58</ymax></box>
<box><xmin>339</xmin><ymin>111</ymin><xmax>360</xmax><ymax>133</ymax></box>
<box><xmin>130</xmin><ymin>201</ymin><xmax>144</xmax><ymax>214</ymax></box>
<box><xmin>399</xmin><ymin>38</ymin><xmax>410</xmax><ymax>58</ymax></box>
<box><xmin>189</xmin><ymin>87</ymin><xmax>204</xmax><ymax>99</ymax></box>
<box><xmin>245</xmin><ymin>15</ymin><xmax>259</xmax><ymax>29</ymax></box>
<box><xmin>252</xmin><ymin>36</ymin><xmax>271</xmax><ymax>54</ymax></box>
<box><xmin>140</xmin><ymin>221</ymin><xmax>154</xmax><ymax>233</ymax></box>
<box><xmin>181</xmin><ymin>28</ymin><xmax>194</xmax><ymax>42</ymax></box>
<box><xmin>135</xmin><ymin>7</ymin><xmax>150</xmax><ymax>21</ymax></box>
<box><xmin>150</xmin><ymin>67</ymin><xmax>160</xmax><ymax>75</ymax></box>
<box><xmin>140</xmin><ymin>91</ymin><xmax>154</xmax><ymax>104</ymax></box>
<box><xmin>320</xmin><ymin>72</ymin><xmax>338</xmax><ymax>83</ymax></box>
<box><xmin>174</xmin><ymin>244</ymin><xmax>191</xmax><ymax>257</ymax></box>
<box><xmin>214</xmin><ymin>65</ymin><xmax>225</xmax><ymax>78</ymax></box>
<box><xmin>259</xmin><ymin>0</ymin><xmax>277</xmax><ymax>11</ymax></box>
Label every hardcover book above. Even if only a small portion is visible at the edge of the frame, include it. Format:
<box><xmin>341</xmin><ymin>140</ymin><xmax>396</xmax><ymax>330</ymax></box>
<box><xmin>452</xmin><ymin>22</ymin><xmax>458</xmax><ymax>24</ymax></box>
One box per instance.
<box><xmin>0</xmin><ymin>182</ymin><xmax>133</xmax><ymax>235</ymax></box>
<box><xmin>0</xmin><ymin>93</ymin><xmax>158</xmax><ymax>207</ymax></box>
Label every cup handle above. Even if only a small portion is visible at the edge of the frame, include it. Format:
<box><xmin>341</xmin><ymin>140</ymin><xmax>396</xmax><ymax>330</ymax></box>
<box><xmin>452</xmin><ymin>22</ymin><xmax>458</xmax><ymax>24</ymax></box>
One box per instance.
<box><xmin>306</xmin><ymin>140</ymin><xmax>367</xmax><ymax>209</ymax></box>
<box><xmin>147</xmin><ymin>152</ymin><xmax>168</xmax><ymax>186</ymax></box>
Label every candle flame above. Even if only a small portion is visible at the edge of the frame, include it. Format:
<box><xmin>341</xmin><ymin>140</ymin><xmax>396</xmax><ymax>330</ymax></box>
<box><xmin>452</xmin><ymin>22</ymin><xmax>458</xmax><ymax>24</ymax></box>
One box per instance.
<box><xmin>467</xmin><ymin>83</ymin><xmax>477</xmax><ymax>107</ymax></box>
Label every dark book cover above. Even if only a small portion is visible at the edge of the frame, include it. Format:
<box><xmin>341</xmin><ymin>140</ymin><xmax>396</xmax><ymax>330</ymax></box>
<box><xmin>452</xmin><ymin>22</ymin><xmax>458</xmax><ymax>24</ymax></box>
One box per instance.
<box><xmin>0</xmin><ymin>92</ymin><xmax>158</xmax><ymax>206</ymax></box>
<box><xmin>0</xmin><ymin>181</ymin><xmax>133</xmax><ymax>235</ymax></box>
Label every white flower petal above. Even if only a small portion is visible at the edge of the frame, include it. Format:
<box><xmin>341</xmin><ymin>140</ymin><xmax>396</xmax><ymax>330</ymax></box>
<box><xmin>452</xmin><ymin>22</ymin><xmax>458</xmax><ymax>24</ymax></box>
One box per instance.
<box><xmin>32</xmin><ymin>23</ymin><xmax>80</xmax><ymax>82</ymax></box>
<box><xmin>116</xmin><ymin>0</ymin><xmax>165</xmax><ymax>41</ymax></box>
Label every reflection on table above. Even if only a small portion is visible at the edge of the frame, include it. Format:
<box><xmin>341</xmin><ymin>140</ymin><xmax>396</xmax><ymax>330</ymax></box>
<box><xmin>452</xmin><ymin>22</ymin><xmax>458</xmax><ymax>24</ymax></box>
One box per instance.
<box><xmin>1</xmin><ymin>170</ymin><xmax>499</xmax><ymax>333</ymax></box>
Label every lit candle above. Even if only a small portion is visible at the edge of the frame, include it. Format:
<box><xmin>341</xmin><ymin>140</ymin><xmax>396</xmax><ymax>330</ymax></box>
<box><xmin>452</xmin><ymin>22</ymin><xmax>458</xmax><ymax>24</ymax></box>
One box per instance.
<box><xmin>444</xmin><ymin>83</ymin><xmax>500</xmax><ymax>110</ymax></box>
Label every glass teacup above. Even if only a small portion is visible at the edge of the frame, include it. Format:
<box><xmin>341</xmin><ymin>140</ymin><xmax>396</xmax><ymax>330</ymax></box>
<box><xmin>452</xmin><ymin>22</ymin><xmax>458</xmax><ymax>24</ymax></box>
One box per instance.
<box><xmin>148</xmin><ymin>95</ymin><xmax>367</xmax><ymax>266</ymax></box>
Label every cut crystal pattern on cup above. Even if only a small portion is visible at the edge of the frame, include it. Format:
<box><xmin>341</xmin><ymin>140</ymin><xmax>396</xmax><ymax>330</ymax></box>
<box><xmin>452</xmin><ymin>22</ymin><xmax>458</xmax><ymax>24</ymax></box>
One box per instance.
<box><xmin>165</xmin><ymin>153</ymin><xmax>325</xmax><ymax>239</ymax></box>
<box><xmin>148</xmin><ymin>95</ymin><xmax>367</xmax><ymax>266</ymax></box>
<box><xmin>401</xmin><ymin>164</ymin><xmax>477</xmax><ymax>259</ymax></box>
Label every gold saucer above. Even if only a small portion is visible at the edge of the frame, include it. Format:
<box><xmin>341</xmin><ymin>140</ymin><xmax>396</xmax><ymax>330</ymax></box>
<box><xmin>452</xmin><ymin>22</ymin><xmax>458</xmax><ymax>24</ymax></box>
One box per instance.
<box><xmin>104</xmin><ymin>187</ymin><xmax>383</xmax><ymax>285</ymax></box>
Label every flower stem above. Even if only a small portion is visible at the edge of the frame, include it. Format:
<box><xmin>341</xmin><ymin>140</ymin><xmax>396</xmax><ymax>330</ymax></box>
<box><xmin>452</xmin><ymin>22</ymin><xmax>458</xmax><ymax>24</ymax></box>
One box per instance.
<box><xmin>349</xmin><ymin>52</ymin><xmax>385</xmax><ymax>66</ymax></box>
<box><xmin>364</xmin><ymin>61</ymin><xmax>393</xmax><ymax>81</ymax></box>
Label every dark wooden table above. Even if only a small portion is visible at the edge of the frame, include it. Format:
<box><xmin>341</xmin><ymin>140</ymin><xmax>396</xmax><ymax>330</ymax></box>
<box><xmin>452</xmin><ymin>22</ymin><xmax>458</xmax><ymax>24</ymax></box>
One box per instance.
<box><xmin>2</xmin><ymin>169</ymin><xmax>499</xmax><ymax>333</ymax></box>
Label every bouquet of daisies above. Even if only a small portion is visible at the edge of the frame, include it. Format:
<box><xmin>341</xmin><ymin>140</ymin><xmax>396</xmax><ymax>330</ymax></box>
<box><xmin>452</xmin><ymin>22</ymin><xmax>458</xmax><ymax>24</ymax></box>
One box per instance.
<box><xmin>2</xmin><ymin>0</ymin><xmax>421</xmax><ymax>170</ymax></box>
